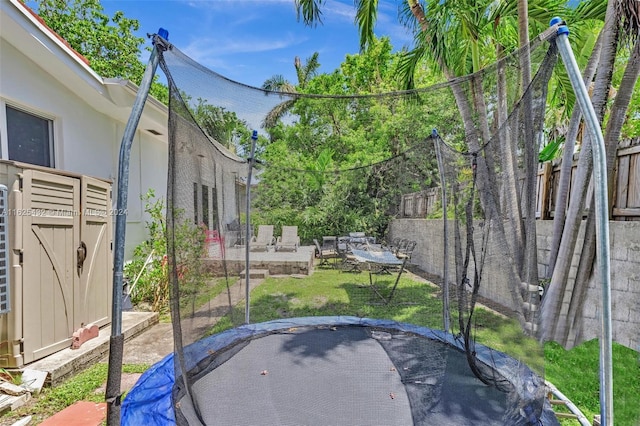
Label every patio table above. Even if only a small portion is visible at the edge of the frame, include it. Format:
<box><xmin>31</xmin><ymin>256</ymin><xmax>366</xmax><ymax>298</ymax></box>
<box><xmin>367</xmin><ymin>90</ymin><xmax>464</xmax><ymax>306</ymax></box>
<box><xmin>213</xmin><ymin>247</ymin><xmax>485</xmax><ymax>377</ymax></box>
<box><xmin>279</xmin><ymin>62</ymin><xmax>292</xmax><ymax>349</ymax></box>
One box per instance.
<box><xmin>350</xmin><ymin>249</ymin><xmax>407</xmax><ymax>304</ymax></box>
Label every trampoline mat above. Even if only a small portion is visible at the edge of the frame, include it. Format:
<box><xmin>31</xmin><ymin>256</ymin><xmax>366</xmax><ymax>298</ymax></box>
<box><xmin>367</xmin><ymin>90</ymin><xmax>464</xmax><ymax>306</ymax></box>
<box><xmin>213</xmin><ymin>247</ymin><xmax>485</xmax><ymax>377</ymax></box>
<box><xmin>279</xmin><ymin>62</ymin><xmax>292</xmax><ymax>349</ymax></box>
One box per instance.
<box><xmin>176</xmin><ymin>325</ymin><xmax>510</xmax><ymax>425</ymax></box>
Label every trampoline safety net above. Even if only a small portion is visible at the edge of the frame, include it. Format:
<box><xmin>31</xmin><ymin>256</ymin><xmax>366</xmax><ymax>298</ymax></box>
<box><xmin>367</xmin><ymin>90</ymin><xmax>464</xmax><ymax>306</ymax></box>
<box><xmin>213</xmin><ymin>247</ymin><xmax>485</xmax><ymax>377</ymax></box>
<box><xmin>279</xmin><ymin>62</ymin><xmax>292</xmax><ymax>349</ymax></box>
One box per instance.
<box><xmin>123</xmin><ymin>26</ymin><xmax>563</xmax><ymax>426</ymax></box>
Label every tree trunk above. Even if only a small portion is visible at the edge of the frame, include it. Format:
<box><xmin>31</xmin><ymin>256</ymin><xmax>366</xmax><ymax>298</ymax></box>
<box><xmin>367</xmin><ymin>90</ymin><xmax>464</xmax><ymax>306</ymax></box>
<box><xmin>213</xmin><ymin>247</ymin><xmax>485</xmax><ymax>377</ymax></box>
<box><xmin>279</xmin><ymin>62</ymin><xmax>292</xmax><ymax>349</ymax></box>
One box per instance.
<box><xmin>569</xmin><ymin>35</ymin><xmax>640</xmax><ymax>346</ymax></box>
<box><xmin>540</xmin><ymin>0</ymin><xmax>620</xmax><ymax>345</ymax></box>
<box><xmin>540</xmin><ymin>134</ymin><xmax>593</xmax><ymax>343</ymax></box>
<box><xmin>517</xmin><ymin>0</ymin><xmax>531</xmax><ymax>87</ymax></box>
<box><xmin>517</xmin><ymin>0</ymin><xmax>542</xmax><ymax>329</ymax></box>
<box><xmin>496</xmin><ymin>43</ymin><xmax>524</xmax><ymax>269</ymax></box>
<box><xmin>406</xmin><ymin>0</ymin><xmax>532</xmax><ymax>326</ymax></box>
<box><xmin>547</xmin><ymin>34</ymin><xmax>603</xmax><ymax>276</ymax></box>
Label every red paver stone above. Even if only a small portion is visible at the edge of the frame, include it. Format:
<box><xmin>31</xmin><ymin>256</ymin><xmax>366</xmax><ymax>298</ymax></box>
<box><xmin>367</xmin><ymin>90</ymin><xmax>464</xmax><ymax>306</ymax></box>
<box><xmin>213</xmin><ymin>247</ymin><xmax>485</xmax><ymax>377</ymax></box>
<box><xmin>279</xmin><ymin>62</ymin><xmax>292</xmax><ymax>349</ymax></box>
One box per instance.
<box><xmin>39</xmin><ymin>401</ymin><xmax>106</xmax><ymax>426</ymax></box>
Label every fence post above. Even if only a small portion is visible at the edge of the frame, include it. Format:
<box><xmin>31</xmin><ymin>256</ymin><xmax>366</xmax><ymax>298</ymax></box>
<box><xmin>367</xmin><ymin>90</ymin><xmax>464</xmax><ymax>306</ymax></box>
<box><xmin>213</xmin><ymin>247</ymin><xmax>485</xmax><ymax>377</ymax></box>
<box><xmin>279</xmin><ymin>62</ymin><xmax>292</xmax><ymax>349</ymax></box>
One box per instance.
<box><xmin>539</xmin><ymin>162</ymin><xmax>553</xmax><ymax>219</ymax></box>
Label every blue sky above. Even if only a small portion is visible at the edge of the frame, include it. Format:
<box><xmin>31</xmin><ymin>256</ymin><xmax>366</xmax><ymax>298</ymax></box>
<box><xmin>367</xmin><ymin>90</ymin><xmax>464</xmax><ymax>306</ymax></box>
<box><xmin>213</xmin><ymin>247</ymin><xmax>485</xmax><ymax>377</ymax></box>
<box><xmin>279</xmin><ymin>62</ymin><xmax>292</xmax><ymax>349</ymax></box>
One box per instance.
<box><xmin>100</xmin><ymin>0</ymin><xmax>415</xmax><ymax>88</ymax></box>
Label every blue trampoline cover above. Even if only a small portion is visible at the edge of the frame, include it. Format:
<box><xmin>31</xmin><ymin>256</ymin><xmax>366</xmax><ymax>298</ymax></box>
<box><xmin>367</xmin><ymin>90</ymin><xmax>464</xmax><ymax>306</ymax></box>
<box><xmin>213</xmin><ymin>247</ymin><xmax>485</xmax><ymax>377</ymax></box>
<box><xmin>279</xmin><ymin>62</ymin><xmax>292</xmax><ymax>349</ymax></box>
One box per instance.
<box><xmin>122</xmin><ymin>354</ymin><xmax>176</xmax><ymax>425</ymax></box>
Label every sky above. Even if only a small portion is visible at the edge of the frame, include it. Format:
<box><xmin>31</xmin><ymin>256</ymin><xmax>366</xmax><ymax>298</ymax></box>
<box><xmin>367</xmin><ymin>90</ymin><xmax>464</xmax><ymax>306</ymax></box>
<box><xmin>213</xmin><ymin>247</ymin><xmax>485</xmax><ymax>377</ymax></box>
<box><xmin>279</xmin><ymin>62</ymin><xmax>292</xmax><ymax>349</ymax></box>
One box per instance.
<box><xmin>99</xmin><ymin>0</ymin><xmax>415</xmax><ymax>88</ymax></box>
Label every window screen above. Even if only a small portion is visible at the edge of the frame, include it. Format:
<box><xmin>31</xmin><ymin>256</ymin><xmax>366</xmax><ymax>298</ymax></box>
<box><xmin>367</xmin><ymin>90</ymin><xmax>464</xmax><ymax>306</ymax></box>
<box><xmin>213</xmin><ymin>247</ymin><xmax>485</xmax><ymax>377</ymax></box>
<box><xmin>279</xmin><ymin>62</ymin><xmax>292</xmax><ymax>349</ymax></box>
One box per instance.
<box><xmin>6</xmin><ymin>105</ymin><xmax>53</xmax><ymax>167</ymax></box>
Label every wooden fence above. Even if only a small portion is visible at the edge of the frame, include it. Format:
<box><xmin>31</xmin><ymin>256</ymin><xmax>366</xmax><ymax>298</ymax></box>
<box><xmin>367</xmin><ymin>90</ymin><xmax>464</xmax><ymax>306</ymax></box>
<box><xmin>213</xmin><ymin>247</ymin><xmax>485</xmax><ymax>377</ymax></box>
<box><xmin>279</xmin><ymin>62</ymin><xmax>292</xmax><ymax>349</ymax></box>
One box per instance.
<box><xmin>400</xmin><ymin>138</ymin><xmax>640</xmax><ymax>221</ymax></box>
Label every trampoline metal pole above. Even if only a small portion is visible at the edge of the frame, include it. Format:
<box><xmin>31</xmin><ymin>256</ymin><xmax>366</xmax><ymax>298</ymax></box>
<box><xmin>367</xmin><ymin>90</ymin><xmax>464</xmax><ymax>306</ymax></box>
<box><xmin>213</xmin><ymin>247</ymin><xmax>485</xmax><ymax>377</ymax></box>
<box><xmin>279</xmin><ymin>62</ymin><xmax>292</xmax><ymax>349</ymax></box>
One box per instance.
<box><xmin>245</xmin><ymin>130</ymin><xmax>258</xmax><ymax>324</ymax></box>
<box><xmin>433</xmin><ymin>130</ymin><xmax>450</xmax><ymax>333</ymax></box>
<box><xmin>552</xmin><ymin>19</ymin><xmax>613</xmax><ymax>426</ymax></box>
<box><xmin>106</xmin><ymin>31</ymin><xmax>167</xmax><ymax>426</ymax></box>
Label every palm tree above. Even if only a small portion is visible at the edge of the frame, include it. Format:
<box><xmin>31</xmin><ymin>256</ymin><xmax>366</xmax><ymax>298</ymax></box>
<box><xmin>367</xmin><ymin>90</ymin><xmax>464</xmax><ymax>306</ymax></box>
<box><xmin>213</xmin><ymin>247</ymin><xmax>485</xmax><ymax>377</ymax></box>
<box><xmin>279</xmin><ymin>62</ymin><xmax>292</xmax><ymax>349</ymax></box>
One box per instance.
<box><xmin>262</xmin><ymin>74</ymin><xmax>296</xmax><ymax>92</ymax></box>
<box><xmin>295</xmin><ymin>0</ymin><xmax>640</xmax><ymax>346</ymax></box>
<box><xmin>542</xmin><ymin>0</ymin><xmax>640</xmax><ymax>346</ymax></box>
<box><xmin>261</xmin><ymin>53</ymin><xmax>321</xmax><ymax>130</ymax></box>
<box><xmin>543</xmin><ymin>1</ymin><xmax>640</xmax><ymax>347</ymax></box>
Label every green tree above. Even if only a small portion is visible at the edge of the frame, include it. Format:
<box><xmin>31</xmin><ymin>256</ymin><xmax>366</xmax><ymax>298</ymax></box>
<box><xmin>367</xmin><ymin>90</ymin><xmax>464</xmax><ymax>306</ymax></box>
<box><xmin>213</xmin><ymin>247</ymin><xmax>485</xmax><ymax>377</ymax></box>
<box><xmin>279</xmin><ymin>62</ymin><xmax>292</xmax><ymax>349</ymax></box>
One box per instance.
<box><xmin>254</xmin><ymin>37</ymin><xmax>443</xmax><ymax>242</ymax></box>
<box><xmin>29</xmin><ymin>0</ymin><xmax>168</xmax><ymax>103</ymax></box>
<box><xmin>192</xmin><ymin>99</ymin><xmax>252</xmax><ymax>154</ymax></box>
<box><xmin>30</xmin><ymin>0</ymin><xmax>145</xmax><ymax>79</ymax></box>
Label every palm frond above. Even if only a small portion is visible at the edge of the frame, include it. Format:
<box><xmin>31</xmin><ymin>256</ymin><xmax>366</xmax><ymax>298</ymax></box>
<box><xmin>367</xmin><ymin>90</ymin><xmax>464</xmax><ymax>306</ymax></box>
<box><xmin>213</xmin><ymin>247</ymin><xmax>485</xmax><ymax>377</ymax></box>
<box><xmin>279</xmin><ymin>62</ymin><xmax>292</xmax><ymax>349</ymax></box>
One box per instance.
<box><xmin>397</xmin><ymin>44</ymin><xmax>427</xmax><ymax>90</ymax></box>
<box><xmin>295</xmin><ymin>0</ymin><xmax>324</xmax><ymax>26</ymax></box>
<box><xmin>262</xmin><ymin>100</ymin><xmax>296</xmax><ymax>129</ymax></box>
<box><xmin>527</xmin><ymin>0</ymin><xmax>568</xmax><ymax>25</ymax></box>
<box><xmin>355</xmin><ymin>0</ymin><xmax>379</xmax><ymax>51</ymax></box>
<box><xmin>570</xmin><ymin>0</ymin><xmax>607</xmax><ymax>22</ymax></box>
<box><xmin>262</xmin><ymin>74</ymin><xmax>294</xmax><ymax>92</ymax></box>
<box><xmin>301</xmin><ymin>52</ymin><xmax>321</xmax><ymax>86</ymax></box>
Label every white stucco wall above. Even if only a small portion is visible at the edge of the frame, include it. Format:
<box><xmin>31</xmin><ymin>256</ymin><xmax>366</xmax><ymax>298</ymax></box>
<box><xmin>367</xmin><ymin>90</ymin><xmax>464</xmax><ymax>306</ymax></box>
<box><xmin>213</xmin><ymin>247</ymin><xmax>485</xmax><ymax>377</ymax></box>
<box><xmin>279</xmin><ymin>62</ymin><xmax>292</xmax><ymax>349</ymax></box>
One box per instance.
<box><xmin>126</xmin><ymin>127</ymin><xmax>169</xmax><ymax>258</ymax></box>
<box><xmin>1</xmin><ymin>39</ymin><xmax>114</xmax><ymax>177</ymax></box>
<box><xmin>0</xmin><ymin>38</ymin><xmax>168</xmax><ymax>259</ymax></box>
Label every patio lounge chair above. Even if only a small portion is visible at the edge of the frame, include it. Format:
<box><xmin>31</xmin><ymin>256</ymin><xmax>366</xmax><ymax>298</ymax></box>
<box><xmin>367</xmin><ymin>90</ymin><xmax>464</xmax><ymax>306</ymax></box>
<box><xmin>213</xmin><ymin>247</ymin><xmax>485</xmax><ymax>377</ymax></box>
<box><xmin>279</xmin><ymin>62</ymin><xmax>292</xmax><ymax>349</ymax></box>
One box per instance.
<box><xmin>348</xmin><ymin>232</ymin><xmax>369</xmax><ymax>250</ymax></box>
<box><xmin>250</xmin><ymin>225</ymin><xmax>276</xmax><ymax>251</ymax></box>
<box><xmin>276</xmin><ymin>226</ymin><xmax>300</xmax><ymax>252</ymax></box>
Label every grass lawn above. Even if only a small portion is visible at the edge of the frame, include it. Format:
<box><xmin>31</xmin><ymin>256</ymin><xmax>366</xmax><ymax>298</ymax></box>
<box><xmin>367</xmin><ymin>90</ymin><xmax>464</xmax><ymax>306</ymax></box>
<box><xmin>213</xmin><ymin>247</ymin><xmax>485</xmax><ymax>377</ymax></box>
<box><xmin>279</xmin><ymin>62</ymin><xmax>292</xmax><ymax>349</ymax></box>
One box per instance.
<box><xmin>0</xmin><ymin>363</ymin><xmax>150</xmax><ymax>425</ymax></box>
<box><xmin>3</xmin><ymin>266</ymin><xmax>638</xmax><ymax>425</ymax></box>
<box><xmin>545</xmin><ymin>339</ymin><xmax>640</xmax><ymax>425</ymax></box>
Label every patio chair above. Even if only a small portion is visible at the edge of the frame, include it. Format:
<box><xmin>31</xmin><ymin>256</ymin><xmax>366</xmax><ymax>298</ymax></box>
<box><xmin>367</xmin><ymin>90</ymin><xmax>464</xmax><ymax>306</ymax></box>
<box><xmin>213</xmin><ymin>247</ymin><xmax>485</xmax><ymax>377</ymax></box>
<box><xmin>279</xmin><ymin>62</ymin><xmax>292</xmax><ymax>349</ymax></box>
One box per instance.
<box><xmin>314</xmin><ymin>238</ymin><xmax>338</xmax><ymax>267</ymax></box>
<box><xmin>276</xmin><ymin>226</ymin><xmax>300</xmax><ymax>252</ymax></box>
<box><xmin>337</xmin><ymin>236</ymin><xmax>360</xmax><ymax>273</ymax></box>
<box><xmin>396</xmin><ymin>240</ymin><xmax>416</xmax><ymax>263</ymax></box>
<box><xmin>249</xmin><ymin>225</ymin><xmax>276</xmax><ymax>251</ymax></box>
<box><xmin>226</xmin><ymin>219</ymin><xmax>242</xmax><ymax>247</ymax></box>
<box><xmin>394</xmin><ymin>238</ymin><xmax>409</xmax><ymax>256</ymax></box>
<box><xmin>382</xmin><ymin>237</ymin><xmax>401</xmax><ymax>253</ymax></box>
<box><xmin>348</xmin><ymin>232</ymin><xmax>368</xmax><ymax>250</ymax></box>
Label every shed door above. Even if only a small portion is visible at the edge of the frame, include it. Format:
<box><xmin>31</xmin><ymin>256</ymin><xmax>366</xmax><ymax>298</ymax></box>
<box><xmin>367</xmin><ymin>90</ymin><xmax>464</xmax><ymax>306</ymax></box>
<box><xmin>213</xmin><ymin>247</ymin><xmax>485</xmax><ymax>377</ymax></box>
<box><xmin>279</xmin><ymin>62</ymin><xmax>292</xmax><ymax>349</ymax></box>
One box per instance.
<box><xmin>21</xmin><ymin>170</ymin><xmax>80</xmax><ymax>363</ymax></box>
<box><xmin>77</xmin><ymin>176</ymin><xmax>112</xmax><ymax>328</ymax></box>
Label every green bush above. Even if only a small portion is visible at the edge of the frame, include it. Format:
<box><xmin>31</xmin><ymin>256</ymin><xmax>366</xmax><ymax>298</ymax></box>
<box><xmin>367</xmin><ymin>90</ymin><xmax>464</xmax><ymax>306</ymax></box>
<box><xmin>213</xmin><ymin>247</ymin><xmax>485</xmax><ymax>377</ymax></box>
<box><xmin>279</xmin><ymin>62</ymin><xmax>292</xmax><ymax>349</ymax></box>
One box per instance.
<box><xmin>124</xmin><ymin>189</ymin><xmax>210</xmax><ymax>314</ymax></box>
<box><xmin>123</xmin><ymin>190</ymin><xmax>168</xmax><ymax>312</ymax></box>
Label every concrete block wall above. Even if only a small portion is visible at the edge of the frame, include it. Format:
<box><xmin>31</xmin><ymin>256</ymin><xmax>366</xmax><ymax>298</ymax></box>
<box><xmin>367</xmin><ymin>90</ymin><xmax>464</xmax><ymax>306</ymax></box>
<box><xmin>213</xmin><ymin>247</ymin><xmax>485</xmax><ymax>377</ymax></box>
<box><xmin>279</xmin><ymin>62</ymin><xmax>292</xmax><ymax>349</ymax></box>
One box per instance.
<box><xmin>390</xmin><ymin>219</ymin><xmax>640</xmax><ymax>351</ymax></box>
<box><xmin>591</xmin><ymin>221</ymin><xmax>640</xmax><ymax>351</ymax></box>
<box><xmin>389</xmin><ymin>218</ymin><xmax>520</xmax><ymax>312</ymax></box>
<box><xmin>536</xmin><ymin>221</ymin><xmax>640</xmax><ymax>351</ymax></box>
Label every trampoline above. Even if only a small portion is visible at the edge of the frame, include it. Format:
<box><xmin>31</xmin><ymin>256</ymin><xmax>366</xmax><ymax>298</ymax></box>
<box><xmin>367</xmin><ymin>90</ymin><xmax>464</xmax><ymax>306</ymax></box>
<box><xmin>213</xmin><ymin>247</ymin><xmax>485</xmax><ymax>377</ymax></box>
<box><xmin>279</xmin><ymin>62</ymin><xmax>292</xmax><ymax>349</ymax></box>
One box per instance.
<box><xmin>122</xmin><ymin>316</ymin><xmax>558</xmax><ymax>425</ymax></box>
<box><xmin>114</xmin><ymin>29</ymin><xmax>567</xmax><ymax>426</ymax></box>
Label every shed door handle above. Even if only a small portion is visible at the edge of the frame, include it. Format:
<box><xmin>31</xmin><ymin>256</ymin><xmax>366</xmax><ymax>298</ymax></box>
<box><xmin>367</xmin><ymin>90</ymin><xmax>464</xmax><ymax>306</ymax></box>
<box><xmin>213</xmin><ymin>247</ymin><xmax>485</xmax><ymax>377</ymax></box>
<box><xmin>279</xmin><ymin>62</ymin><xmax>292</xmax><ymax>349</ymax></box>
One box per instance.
<box><xmin>77</xmin><ymin>241</ymin><xmax>87</xmax><ymax>270</ymax></box>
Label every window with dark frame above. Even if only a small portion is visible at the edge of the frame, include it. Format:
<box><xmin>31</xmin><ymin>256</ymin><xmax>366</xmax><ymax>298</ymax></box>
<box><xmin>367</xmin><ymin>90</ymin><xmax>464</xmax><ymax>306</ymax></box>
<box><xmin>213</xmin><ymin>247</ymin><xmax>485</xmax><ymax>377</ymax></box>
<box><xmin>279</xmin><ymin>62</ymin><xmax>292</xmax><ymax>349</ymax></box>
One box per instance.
<box><xmin>202</xmin><ymin>184</ymin><xmax>209</xmax><ymax>229</ymax></box>
<box><xmin>211</xmin><ymin>187</ymin><xmax>219</xmax><ymax>231</ymax></box>
<box><xmin>193</xmin><ymin>182</ymin><xmax>198</xmax><ymax>225</ymax></box>
<box><xmin>6</xmin><ymin>105</ymin><xmax>53</xmax><ymax>167</ymax></box>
